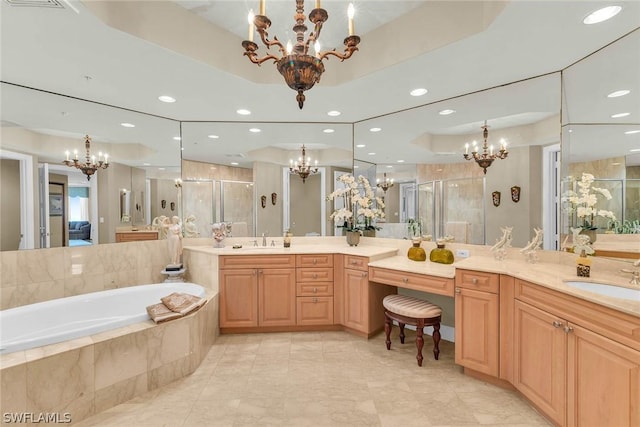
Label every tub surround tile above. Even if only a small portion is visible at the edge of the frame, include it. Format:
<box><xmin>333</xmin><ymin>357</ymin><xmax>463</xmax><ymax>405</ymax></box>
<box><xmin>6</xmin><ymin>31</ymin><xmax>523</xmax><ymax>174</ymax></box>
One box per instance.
<box><xmin>0</xmin><ymin>251</ymin><xmax>17</xmax><ymax>288</ymax></box>
<box><xmin>94</xmin><ymin>373</ymin><xmax>148</xmax><ymax>414</ymax></box>
<box><xmin>0</xmin><ymin>349</ymin><xmax>26</xmax><ymax>369</ymax></box>
<box><xmin>24</xmin><ymin>336</ymin><xmax>93</xmax><ymax>362</ymax></box>
<box><xmin>26</xmin><ymin>346</ymin><xmax>94</xmax><ymax>414</ymax></box>
<box><xmin>65</xmin><ymin>245</ymin><xmax>105</xmax><ymax>278</ymax></box>
<box><xmin>148</xmin><ymin>355</ymin><xmax>193</xmax><ymax>391</ymax></box>
<box><xmin>0</xmin><ymin>286</ymin><xmax>16</xmax><ymax>310</ymax></box>
<box><xmin>94</xmin><ymin>331</ymin><xmax>148</xmax><ymax>390</ymax></box>
<box><xmin>4</xmin><ymin>279</ymin><xmax>65</xmax><ymax>309</ymax></box>
<box><xmin>64</xmin><ymin>274</ymin><xmax>105</xmax><ymax>297</ymax></box>
<box><xmin>147</xmin><ymin>318</ymin><xmax>190</xmax><ymax>370</ymax></box>
<box><xmin>0</xmin><ymin>363</ymin><xmax>26</xmax><ymax>417</ymax></box>
<box><xmin>16</xmin><ymin>247</ymin><xmax>65</xmax><ymax>286</ymax></box>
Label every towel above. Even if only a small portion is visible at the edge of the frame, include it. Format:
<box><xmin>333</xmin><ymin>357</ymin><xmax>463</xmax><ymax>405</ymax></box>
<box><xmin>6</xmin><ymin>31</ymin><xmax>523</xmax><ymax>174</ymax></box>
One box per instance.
<box><xmin>161</xmin><ymin>292</ymin><xmax>206</xmax><ymax>315</ymax></box>
<box><xmin>146</xmin><ymin>302</ymin><xmax>183</xmax><ymax>324</ymax></box>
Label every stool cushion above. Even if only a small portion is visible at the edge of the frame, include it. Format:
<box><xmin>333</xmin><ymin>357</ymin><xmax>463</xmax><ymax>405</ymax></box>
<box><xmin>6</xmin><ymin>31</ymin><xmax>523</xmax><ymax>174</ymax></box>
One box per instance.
<box><xmin>383</xmin><ymin>294</ymin><xmax>442</xmax><ymax>319</ymax></box>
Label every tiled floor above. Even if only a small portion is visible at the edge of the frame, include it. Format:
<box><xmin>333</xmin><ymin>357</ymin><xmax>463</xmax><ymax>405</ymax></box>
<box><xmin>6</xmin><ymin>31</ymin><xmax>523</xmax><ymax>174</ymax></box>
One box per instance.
<box><xmin>76</xmin><ymin>330</ymin><xmax>551</xmax><ymax>427</ymax></box>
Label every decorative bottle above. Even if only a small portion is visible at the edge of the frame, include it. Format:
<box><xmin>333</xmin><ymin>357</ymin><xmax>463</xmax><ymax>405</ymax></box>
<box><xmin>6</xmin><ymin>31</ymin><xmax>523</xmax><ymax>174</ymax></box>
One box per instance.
<box><xmin>429</xmin><ymin>242</ymin><xmax>454</xmax><ymax>264</ymax></box>
<box><xmin>576</xmin><ymin>249</ymin><xmax>591</xmax><ymax>277</ymax></box>
<box><xmin>284</xmin><ymin>230</ymin><xmax>292</xmax><ymax>248</ymax></box>
<box><xmin>407</xmin><ymin>239</ymin><xmax>426</xmax><ymax>262</ymax></box>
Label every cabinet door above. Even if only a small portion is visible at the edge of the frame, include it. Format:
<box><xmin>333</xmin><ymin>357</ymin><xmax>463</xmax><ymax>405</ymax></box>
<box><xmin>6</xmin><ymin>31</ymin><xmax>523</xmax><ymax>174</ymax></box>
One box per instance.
<box><xmin>514</xmin><ymin>300</ymin><xmax>567</xmax><ymax>427</ymax></box>
<box><xmin>258</xmin><ymin>268</ymin><xmax>296</xmax><ymax>327</ymax></box>
<box><xmin>297</xmin><ymin>297</ymin><xmax>334</xmax><ymax>325</ymax></box>
<box><xmin>454</xmin><ymin>287</ymin><xmax>499</xmax><ymax>376</ymax></box>
<box><xmin>567</xmin><ymin>323</ymin><xmax>640</xmax><ymax>427</ymax></box>
<box><xmin>219</xmin><ymin>269</ymin><xmax>258</xmax><ymax>327</ymax></box>
<box><xmin>343</xmin><ymin>268</ymin><xmax>369</xmax><ymax>332</ymax></box>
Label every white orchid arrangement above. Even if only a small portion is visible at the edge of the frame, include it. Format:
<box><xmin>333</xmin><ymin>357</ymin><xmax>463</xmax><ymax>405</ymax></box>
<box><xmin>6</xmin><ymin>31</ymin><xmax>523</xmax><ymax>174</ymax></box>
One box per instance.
<box><xmin>327</xmin><ymin>174</ymin><xmax>385</xmax><ymax>232</ymax></box>
<box><xmin>562</xmin><ymin>172</ymin><xmax>616</xmax><ymax>230</ymax></box>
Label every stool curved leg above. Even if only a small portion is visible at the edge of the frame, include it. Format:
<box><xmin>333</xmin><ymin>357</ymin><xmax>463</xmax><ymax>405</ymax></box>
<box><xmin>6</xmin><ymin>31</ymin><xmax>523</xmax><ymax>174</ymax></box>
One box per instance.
<box><xmin>384</xmin><ymin>312</ymin><xmax>392</xmax><ymax>350</ymax></box>
<box><xmin>399</xmin><ymin>323</ymin><xmax>406</xmax><ymax>344</ymax></box>
<box><xmin>432</xmin><ymin>322</ymin><xmax>441</xmax><ymax>360</ymax></box>
<box><xmin>416</xmin><ymin>320</ymin><xmax>425</xmax><ymax>367</ymax></box>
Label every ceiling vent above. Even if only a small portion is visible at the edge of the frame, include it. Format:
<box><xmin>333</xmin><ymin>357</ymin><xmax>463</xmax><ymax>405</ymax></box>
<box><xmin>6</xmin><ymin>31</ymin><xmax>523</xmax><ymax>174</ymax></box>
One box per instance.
<box><xmin>225</xmin><ymin>153</ymin><xmax>246</xmax><ymax>159</ymax></box>
<box><xmin>4</xmin><ymin>0</ymin><xmax>64</xmax><ymax>7</ymax></box>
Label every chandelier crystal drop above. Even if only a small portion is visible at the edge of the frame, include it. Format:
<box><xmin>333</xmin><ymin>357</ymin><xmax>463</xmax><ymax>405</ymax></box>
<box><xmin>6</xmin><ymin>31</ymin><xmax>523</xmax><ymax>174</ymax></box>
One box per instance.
<box><xmin>242</xmin><ymin>0</ymin><xmax>360</xmax><ymax>109</ymax></box>
<box><xmin>289</xmin><ymin>145</ymin><xmax>318</xmax><ymax>183</ymax></box>
<box><xmin>376</xmin><ymin>172</ymin><xmax>394</xmax><ymax>193</ymax></box>
<box><xmin>62</xmin><ymin>135</ymin><xmax>109</xmax><ymax>180</ymax></box>
<box><xmin>463</xmin><ymin>121</ymin><xmax>509</xmax><ymax>174</ymax></box>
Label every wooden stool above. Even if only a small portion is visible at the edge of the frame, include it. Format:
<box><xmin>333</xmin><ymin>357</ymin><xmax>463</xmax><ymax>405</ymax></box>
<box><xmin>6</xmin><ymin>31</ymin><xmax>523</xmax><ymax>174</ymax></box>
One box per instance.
<box><xmin>383</xmin><ymin>294</ymin><xmax>442</xmax><ymax>366</ymax></box>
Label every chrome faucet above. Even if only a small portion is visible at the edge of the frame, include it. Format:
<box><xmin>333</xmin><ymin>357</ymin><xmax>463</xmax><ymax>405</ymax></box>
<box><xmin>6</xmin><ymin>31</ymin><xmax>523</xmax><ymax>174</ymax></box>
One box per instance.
<box><xmin>262</xmin><ymin>231</ymin><xmax>267</xmax><ymax>247</ymax></box>
<box><xmin>621</xmin><ymin>259</ymin><xmax>640</xmax><ymax>287</ymax></box>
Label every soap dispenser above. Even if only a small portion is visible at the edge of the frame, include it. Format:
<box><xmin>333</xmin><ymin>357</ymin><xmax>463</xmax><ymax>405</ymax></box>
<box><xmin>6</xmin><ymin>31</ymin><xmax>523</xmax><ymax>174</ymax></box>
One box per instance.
<box><xmin>284</xmin><ymin>229</ymin><xmax>292</xmax><ymax>248</ymax></box>
<box><xmin>576</xmin><ymin>249</ymin><xmax>591</xmax><ymax>277</ymax></box>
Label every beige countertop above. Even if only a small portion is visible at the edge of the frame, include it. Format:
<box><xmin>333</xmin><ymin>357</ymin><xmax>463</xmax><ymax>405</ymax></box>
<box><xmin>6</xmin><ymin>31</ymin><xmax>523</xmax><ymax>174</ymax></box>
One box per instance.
<box><xmin>368</xmin><ymin>256</ymin><xmax>456</xmax><ymax>278</ymax></box>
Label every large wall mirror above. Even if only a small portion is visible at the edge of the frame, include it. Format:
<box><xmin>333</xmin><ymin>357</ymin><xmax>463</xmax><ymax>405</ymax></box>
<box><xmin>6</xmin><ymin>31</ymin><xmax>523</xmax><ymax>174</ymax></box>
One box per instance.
<box><xmin>561</xmin><ymin>29</ymin><xmax>640</xmax><ymax>253</ymax></box>
<box><xmin>180</xmin><ymin>121</ymin><xmax>353</xmax><ymax>239</ymax></box>
<box><xmin>0</xmin><ymin>82</ymin><xmax>181</xmax><ymax>251</ymax></box>
<box><xmin>353</xmin><ymin>73</ymin><xmax>561</xmax><ymax>248</ymax></box>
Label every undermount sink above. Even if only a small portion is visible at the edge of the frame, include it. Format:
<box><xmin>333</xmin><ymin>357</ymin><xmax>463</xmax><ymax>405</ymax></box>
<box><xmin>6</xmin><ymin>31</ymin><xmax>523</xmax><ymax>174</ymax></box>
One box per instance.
<box><xmin>564</xmin><ymin>281</ymin><xmax>640</xmax><ymax>301</ymax></box>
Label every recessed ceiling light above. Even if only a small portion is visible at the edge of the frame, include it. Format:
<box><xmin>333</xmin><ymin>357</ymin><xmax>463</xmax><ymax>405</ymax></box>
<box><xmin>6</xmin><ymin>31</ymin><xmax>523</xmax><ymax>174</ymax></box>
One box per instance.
<box><xmin>612</xmin><ymin>162</ymin><xmax>621</xmax><ymax>166</ymax></box>
<box><xmin>323</xmin><ymin>128</ymin><xmax>335</xmax><ymax>133</ymax></box>
<box><xmin>353</xmin><ymin>165</ymin><xmax>359</xmax><ymax>169</ymax></box>
<box><xmin>410</xmin><ymin>88</ymin><xmax>428</xmax><ymax>97</ymax></box>
<box><xmin>143</xmin><ymin>163</ymin><xmax>151</xmax><ymax>166</ymax></box>
<box><xmin>568</xmin><ymin>129</ymin><xmax>573</xmax><ymax>133</ymax></box>
<box><xmin>608</xmin><ymin>89</ymin><xmax>630</xmax><ymax>98</ymax></box>
<box><xmin>249</xmin><ymin>128</ymin><xmax>261</xmax><ymax>133</ymax></box>
<box><xmin>236</xmin><ymin>109</ymin><xmax>251</xmax><ymax>115</ymax></box>
<box><xmin>173</xmin><ymin>136</ymin><xmax>181</xmax><ymax>141</ymax></box>
<box><xmin>120</xmin><ymin>122</ymin><xmax>135</xmax><ymax>128</ymax></box>
<box><xmin>181</xmin><ymin>147</ymin><xmax>184</xmax><ymax>151</ymax></box>
<box><xmin>356</xmin><ymin>144</ymin><xmax>366</xmax><ymax>148</ymax></box>
<box><xmin>583</xmin><ymin>6</ymin><xmax>622</xmax><ymax>25</ymax></box>
<box><xmin>397</xmin><ymin>160</ymin><xmax>405</xmax><ymax>163</ymax></box>
<box><xmin>158</xmin><ymin>167</ymin><xmax>166</xmax><ymax>170</ymax></box>
<box><xmin>230</xmin><ymin>162</ymin><xmax>239</xmax><ymax>166</ymax></box>
<box><xmin>368</xmin><ymin>152</ymin><xmax>376</xmax><ymax>156</ymax></box>
<box><xmin>208</xmin><ymin>134</ymin><xmax>219</xmax><ymax>139</ymax></box>
<box><xmin>369</xmin><ymin>127</ymin><xmax>382</xmax><ymax>132</ymax></box>
<box><xmin>386</xmin><ymin>165</ymin><xmax>393</xmax><ymax>168</ymax></box>
<box><xmin>439</xmin><ymin>109</ymin><xmax>456</xmax><ymax>115</ymax></box>
<box><xmin>327</xmin><ymin>110</ymin><xmax>341</xmax><ymax>116</ymax></box>
<box><xmin>630</xmin><ymin>148</ymin><xmax>640</xmax><ymax>152</ymax></box>
<box><xmin>611</xmin><ymin>112</ymin><xmax>630</xmax><ymax>118</ymax></box>
<box><xmin>626</xmin><ymin>130</ymin><xmax>640</xmax><ymax>135</ymax></box>
<box><xmin>158</xmin><ymin>95</ymin><xmax>176</xmax><ymax>103</ymax></box>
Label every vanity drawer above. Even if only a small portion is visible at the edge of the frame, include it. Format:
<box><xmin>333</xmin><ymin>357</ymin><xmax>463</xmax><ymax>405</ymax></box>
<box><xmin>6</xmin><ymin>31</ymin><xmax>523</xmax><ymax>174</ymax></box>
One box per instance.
<box><xmin>297</xmin><ymin>282</ymin><xmax>333</xmax><ymax>297</ymax></box>
<box><xmin>344</xmin><ymin>255</ymin><xmax>368</xmax><ymax>271</ymax></box>
<box><xmin>456</xmin><ymin>269</ymin><xmax>500</xmax><ymax>294</ymax></box>
<box><xmin>369</xmin><ymin>266</ymin><xmax>454</xmax><ymax>297</ymax></box>
<box><xmin>296</xmin><ymin>267</ymin><xmax>334</xmax><ymax>282</ymax></box>
<box><xmin>296</xmin><ymin>254</ymin><xmax>333</xmax><ymax>267</ymax></box>
<box><xmin>220</xmin><ymin>255</ymin><xmax>295</xmax><ymax>269</ymax></box>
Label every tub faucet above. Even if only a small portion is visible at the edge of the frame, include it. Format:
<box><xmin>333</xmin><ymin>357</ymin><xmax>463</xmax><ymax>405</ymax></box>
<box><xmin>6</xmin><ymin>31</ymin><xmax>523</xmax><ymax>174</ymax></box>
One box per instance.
<box><xmin>262</xmin><ymin>231</ymin><xmax>267</xmax><ymax>247</ymax></box>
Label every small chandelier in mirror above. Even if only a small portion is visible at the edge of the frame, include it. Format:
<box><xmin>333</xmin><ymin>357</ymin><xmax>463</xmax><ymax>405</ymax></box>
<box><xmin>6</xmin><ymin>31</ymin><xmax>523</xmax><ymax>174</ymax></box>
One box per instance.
<box><xmin>376</xmin><ymin>172</ymin><xmax>394</xmax><ymax>193</ymax></box>
<box><xmin>463</xmin><ymin>121</ymin><xmax>508</xmax><ymax>174</ymax></box>
<box><xmin>289</xmin><ymin>145</ymin><xmax>318</xmax><ymax>183</ymax></box>
<box><xmin>63</xmin><ymin>135</ymin><xmax>109</xmax><ymax>180</ymax></box>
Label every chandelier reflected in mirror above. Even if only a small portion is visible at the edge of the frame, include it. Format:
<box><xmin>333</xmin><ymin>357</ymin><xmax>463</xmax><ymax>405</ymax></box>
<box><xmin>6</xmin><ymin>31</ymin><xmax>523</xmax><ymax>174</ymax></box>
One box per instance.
<box><xmin>242</xmin><ymin>0</ymin><xmax>360</xmax><ymax>109</ymax></box>
<box><xmin>463</xmin><ymin>121</ymin><xmax>508</xmax><ymax>174</ymax></box>
<box><xmin>289</xmin><ymin>145</ymin><xmax>318</xmax><ymax>183</ymax></box>
<box><xmin>376</xmin><ymin>172</ymin><xmax>394</xmax><ymax>193</ymax></box>
<box><xmin>62</xmin><ymin>135</ymin><xmax>109</xmax><ymax>180</ymax></box>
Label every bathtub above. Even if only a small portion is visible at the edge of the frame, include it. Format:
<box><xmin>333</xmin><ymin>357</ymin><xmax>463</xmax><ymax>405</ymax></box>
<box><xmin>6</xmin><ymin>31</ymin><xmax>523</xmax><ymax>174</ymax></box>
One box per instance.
<box><xmin>0</xmin><ymin>282</ymin><xmax>206</xmax><ymax>354</ymax></box>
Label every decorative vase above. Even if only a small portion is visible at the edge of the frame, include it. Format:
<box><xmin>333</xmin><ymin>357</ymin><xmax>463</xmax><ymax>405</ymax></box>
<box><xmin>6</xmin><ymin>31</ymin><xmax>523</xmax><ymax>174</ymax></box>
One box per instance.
<box><xmin>580</xmin><ymin>228</ymin><xmax>597</xmax><ymax>244</ymax></box>
<box><xmin>407</xmin><ymin>240</ymin><xmax>426</xmax><ymax>261</ymax></box>
<box><xmin>362</xmin><ymin>229</ymin><xmax>376</xmax><ymax>238</ymax></box>
<box><xmin>346</xmin><ymin>230</ymin><xmax>361</xmax><ymax>246</ymax></box>
<box><xmin>429</xmin><ymin>242</ymin><xmax>454</xmax><ymax>264</ymax></box>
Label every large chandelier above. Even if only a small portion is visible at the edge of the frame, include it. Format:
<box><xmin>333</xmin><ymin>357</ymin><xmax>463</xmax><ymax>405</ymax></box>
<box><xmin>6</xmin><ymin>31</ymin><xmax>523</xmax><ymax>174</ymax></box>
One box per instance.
<box><xmin>376</xmin><ymin>172</ymin><xmax>394</xmax><ymax>193</ymax></box>
<box><xmin>242</xmin><ymin>0</ymin><xmax>360</xmax><ymax>109</ymax></box>
<box><xmin>289</xmin><ymin>145</ymin><xmax>318</xmax><ymax>183</ymax></box>
<box><xmin>63</xmin><ymin>135</ymin><xmax>109</xmax><ymax>180</ymax></box>
<box><xmin>463</xmin><ymin>121</ymin><xmax>508</xmax><ymax>174</ymax></box>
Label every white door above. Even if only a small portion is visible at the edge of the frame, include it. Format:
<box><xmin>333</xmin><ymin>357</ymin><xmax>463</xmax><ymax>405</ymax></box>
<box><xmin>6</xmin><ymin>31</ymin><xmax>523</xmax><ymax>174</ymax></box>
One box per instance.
<box><xmin>38</xmin><ymin>163</ymin><xmax>50</xmax><ymax>248</ymax></box>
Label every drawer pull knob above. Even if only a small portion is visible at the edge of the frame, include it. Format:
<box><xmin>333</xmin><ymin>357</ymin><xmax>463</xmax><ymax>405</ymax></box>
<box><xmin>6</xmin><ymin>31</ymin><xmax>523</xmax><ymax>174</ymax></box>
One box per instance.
<box><xmin>552</xmin><ymin>320</ymin><xmax>563</xmax><ymax>328</ymax></box>
<box><xmin>313</xmin><ymin>273</ymin><xmax>318</xmax><ymax>279</ymax></box>
<box><xmin>471</xmin><ymin>278</ymin><xmax>478</xmax><ymax>284</ymax></box>
<box><xmin>455</xmin><ymin>288</ymin><xmax>461</xmax><ymax>294</ymax></box>
<box><xmin>313</xmin><ymin>297</ymin><xmax>318</xmax><ymax>303</ymax></box>
<box><xmin>313</xmin><ymin>258</ymin><xmax>317</xmax><ymax>264</ymax></box>
<box><xmin>313</xmin><ymin>287</ymin><xmax>317</xmax><ymax>293</ymax></box>
<box><xmin>362</xmin><ymin>272</ymin><xmax>367</xmax><ymax>278</ymax></box>
<box><xmin>563</xmin><ymin>325</ymin><xmax>574</xmax><ymax>334</ymax></box>
<box><xmin>402</xmin><ymin>278</ymin><xmax>408</xmax><ymax>283</ymax></box>
<box><xmin>351</xmin><ymin>261</ymin><xmax>357</xmax><ymax>265</ymax></box>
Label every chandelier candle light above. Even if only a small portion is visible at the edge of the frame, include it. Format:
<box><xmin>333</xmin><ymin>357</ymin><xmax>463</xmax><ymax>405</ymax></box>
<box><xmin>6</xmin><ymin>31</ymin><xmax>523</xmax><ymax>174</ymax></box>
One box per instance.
<box><xmin>242</xmin><ymin>0</ymin><xmax>360</xmax><ymax>109</ymax></box>
<box><xmin>63</xmin><ymin>135</ymin><xmax>109</xmax><ymax>180</ymax></box>
<box><xmin>463</xmin><ymin>121</ymin><xmax>508</xmax><ymax>174</ymax></box>
<box><xmin>376</xmin><ymin>172</ymin><xmax>394</xmax><ymax>193</ymax></box>
<box><xmin>290</xmin><ymin>144</ymin><xmax>318</xmax><ymax>183</ymax></box>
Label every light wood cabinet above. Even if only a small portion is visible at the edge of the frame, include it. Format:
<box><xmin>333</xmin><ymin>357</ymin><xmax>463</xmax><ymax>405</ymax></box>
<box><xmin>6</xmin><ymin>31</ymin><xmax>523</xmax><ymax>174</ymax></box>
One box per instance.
<box><xmin>115</xmin><ymin>231</ymin><xmax>158</xmax><ymax>242</ymax></box>
<box><xmin>343</xmin><ymin>256</ymin><xmax>396</xmax><ymax>336</ymax></box>
<box><xmin>514</xmin><ymin>279</ymin><xmax>640</xmax><ymax>427</ymax></box>
<box><xmin>295</xmin><ymin>254</ymin><xmax>335</xmax><ymax>326</ymax></box>
<box><xmin>454</xmin><ymin>269</ymin><xmax>500</xmax><ymax>377</ymax></box>
<box><xmin>369</xmin><ymin>266</ymin><xmax>454</xmax><ymax>296</ymax></box>
<box><xmin>219</xmin><ymin>255</ymin><xmax>295</xmax><ymax>329</ymax></box>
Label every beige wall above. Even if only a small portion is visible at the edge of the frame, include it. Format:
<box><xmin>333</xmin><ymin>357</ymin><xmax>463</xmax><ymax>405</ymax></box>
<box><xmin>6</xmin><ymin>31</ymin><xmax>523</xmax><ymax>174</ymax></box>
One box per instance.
<box><xmin>97</xmin><ymin>162</ymin><xmax>139</xmax><ymax>243</ymax></box>
<box><xmin>150</xmin><ymin>178</ymin><xmax>178</xmax><ymax>221</ymax></box>
<box><xmin>254</xmin><ymin>161</ymin><xmax>282</xmax><ymax>238</ymax></box>
<box><xmin>290</xmin><ymin>172</ymin><xmax>321</xmax><ymax>236</ymax></box>
<box><xmin>1</xmin><ymin>159</ymin><xmax>21</xmax><ymax>251</ymax></box>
